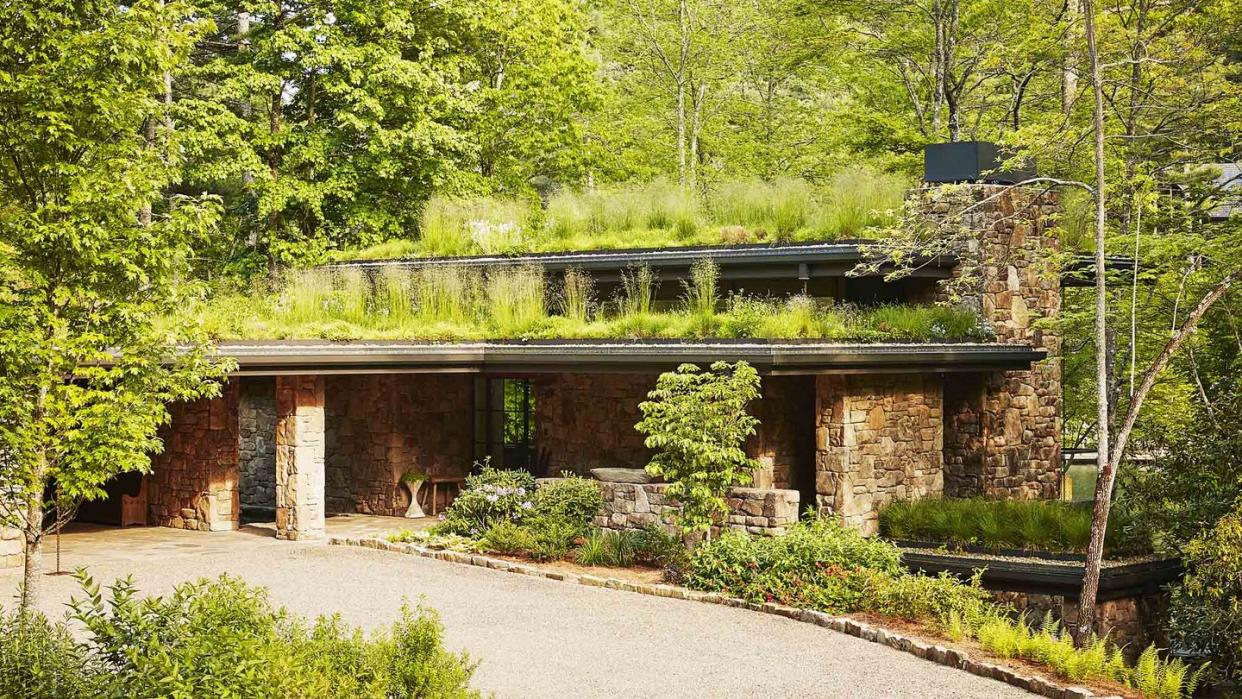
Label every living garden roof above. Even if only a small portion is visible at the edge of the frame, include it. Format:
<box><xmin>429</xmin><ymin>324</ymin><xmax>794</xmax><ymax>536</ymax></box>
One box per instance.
<box><xmin>216</xmin><ymin>340</ymin><xmax>1045</xmax><ymax>376</ymax></box>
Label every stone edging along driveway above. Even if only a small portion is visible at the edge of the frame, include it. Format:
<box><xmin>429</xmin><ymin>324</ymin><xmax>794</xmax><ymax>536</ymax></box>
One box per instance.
<box><xmin>329</xmin><ymin>536</ymin><xmax>1120</xmax><ymax>699</ymax></box>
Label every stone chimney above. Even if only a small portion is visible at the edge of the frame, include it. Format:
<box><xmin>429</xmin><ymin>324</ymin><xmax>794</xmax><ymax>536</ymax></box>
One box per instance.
<box><xmin>924</xmin><ymin>184</ymin><xmax>1063</xmax><ymax>499</ymax></box>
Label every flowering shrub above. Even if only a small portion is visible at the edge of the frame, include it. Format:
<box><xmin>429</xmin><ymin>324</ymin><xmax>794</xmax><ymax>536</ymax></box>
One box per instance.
<box><xmin>434</xmin><ymin>465</ymin><xmax>536</xmax><ymax>537</ymax></box>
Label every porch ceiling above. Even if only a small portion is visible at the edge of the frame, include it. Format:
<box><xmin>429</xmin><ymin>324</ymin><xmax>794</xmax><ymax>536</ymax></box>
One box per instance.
<box><xmin>216</xmin><ymin>340</ymin><xmax>1045</xmax><ymax>376</ymax></box>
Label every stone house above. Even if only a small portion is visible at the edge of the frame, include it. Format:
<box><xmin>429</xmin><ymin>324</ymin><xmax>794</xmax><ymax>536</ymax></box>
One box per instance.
<box><xmin>0</xmin><ymin>183</ymin><xmax>1074</xmax><ymax>566</ymax></box>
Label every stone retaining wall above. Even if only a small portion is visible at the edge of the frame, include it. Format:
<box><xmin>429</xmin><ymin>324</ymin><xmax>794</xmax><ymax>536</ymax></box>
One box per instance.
<box><xmin>563</xmin><ymin>479</ymin><xmax>800</xmax><ymax>537</ymax></box>
<box><xmin>994</xmin><ymin>590</ymin><xmax>1166</xmax><ymax>655</ymax></box>
<box><xmin>146</xmin><ymin>383</ymin><xmax>241</xmax><ymax>531</ymax></box>
<box><xmin>239</xmin><ymin>377</ymin><xmax>277</xmax><ymax>512</ymax></box>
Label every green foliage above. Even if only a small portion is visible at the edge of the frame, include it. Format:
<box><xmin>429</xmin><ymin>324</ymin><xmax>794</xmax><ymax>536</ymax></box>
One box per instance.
<box><xmin>336</xmin><ymin>175</ymin><xmax>908</xmax><ymax>262</ymax></box>
<box><xmin>199</xmin><ymin>267</ymin><xmax>990</xmax><ymax>343</ymax></box>
<box><xmin>0</xmin><ymin>609</ymin><xmax>101</xmax><ymax>698</ymax></box>
<box><xmin>0</xmin><ymin>0</ymin><xmax>230</xmax><ymax>595</ymax></box>
<box><xmin>686</xmin><ymin>515</ymin><xmax>1201</xmax><ymax>697</ymax></box>
<box><xmin>636</xmin><ymin>361</ymin><xmax>762</xmax><ymax>534</ymax></box>
<box><xmin>434</xmin><ymin>464</ymin><xmax>536</xmax><ymax>537</ymax></box>
<box><xmin>0</xmin><ymin>573</ymin><xmax>477</xmax><ymax>698</ymax></box>
<box><xmin>1168</xmin><ymin>505</ymin><xmax>1242</xmax><ymax>685</ymax></box>
<box><xmin>1118</xmin><ymin>383</ymin><xmax>1242</xmax><ymax>553</ymax></box>
<box><xmin>387</xmin><ymin>529</ymin><xmax>482</xmax><ymax>552</ymax></box>
<box><xmin>574</xmin><ymin>526</ymin><xmax>688</xmax><ymax>570</ymax></box>
<box><xmin>531</xmin><ymin>475</ymin><xmax>604</xmax><ymax>532</ymax></box>
<box><xmin>685</xmin><ymin>516</ymin><xmax>904</xmax><ymax>610</ymax></box>
<box><xmin>878</xmin><ymin>497</ymin><xmax>1151</xmax><ymax>556</ymax></box>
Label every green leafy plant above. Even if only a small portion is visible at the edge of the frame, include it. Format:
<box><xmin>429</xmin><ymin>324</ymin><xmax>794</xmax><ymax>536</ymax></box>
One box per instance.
<box><xmin>434</xmin><ymin>463</ymin><xmax>536</xmax><ymax>537</ymax></box>
<box><xmin>0</xmin><ymin>573</ymin><xmax>479</xmax><ymax>698</ymax></box>
<box><xmin>479</xmin><ymin>521</ymin><xmax>535</xmax><ymax>555</ymax></box>
<box><xmin>636</xmin><ymin>361</ymin><xmax>761</xmax><ymax>536</ymax></box>
<box><xmin>532</xmin><ymin>475</ymin><xmax>604</xmax><ymax>532</ymax></box>
<box><xmin>1167</xmin><ymin>505</ymin><xmax>1241</xmax><ymax>685</ymax></box>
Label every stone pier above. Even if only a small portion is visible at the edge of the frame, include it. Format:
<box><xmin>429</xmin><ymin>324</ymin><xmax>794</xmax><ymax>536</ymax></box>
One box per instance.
<box><xmin>275</xmin><ymin>376</ymin><xmax>326</xmax><ymax>540</ymax></box>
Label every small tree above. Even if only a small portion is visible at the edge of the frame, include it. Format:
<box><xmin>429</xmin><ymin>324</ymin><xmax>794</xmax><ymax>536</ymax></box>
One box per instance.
<box><xmin>635</xmin><ymin>361</ymin><xmax>761</xmax><ymax>537</ymax></box>
<box><xmin>0</xmin><ymin>0</ymin><xmax>229</xmax><ymax>612</ymax></box>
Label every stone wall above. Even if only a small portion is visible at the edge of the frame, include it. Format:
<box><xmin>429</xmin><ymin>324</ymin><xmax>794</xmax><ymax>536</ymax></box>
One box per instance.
<box><xmin>534</xmin><ymin>372</ymin><xmax>815</xmax><ymax>491</ymax></box>
<box><xmin>568</xmin><ymin>480</ymin><xmax>799</xmax><ymax>537</ymax></box>
<box><xmin>325</xmin><ymin>374</ymin><xmax>473</xmax><ymax>516</ymax></box>
<box><xmin>994</xmin><ymin>590</ymin><xmax>1166</xmax><ymax>655</ymax></box>
<box><xmin>532</xmin><ymin>373</ymin><xmax>652</xmax><ymax>475</ymax></box>
<box><xmin>923</xmin><ymin>185</ymin><xmax>1062</xmax><ymax>499</ymax></box>
<box><xmin>815</xmin><ymin>374</ymin><xmax>944</xmax><ymax>535</ymax></box>
<box><xmin>147</xmin><ymin>383</ymin><xmax>240</xmax><ymax>531</ymax></box>
<box><xmin>747</xmin><ymin>376</ymin><xmax>816</xmax><ymax>492</ymax></box>
<box><xmin>0</xmin><ymin>527</ymin><xmax>19</xmax><ymax>569</ymax></box>
<box><xmin>239</xmin><ymin>377</ymin><xmax>277</xmax><ymax>512</ymax></box>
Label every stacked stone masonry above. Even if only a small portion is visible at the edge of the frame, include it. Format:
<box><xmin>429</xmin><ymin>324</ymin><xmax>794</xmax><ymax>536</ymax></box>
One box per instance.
<box><xmin>325</xmin><ymin>374</ymin><xmax>474</xmax><ymax>516</ymax></box>
<box><xmin>275</xmin><ymin>376</ymin><xmax>326</xmax><ymax>540</ymax></box>
<box><xmin>815</xmin><ymin>374</ymin><xmax>944</xmax><ymax>535</ymax></box>
<box><xmin>533</xmin><ymin>374</ymin><xmax>653</xmax><ymax>475</ymax></box>
<box><xmin>239</xmin><ymin>377</ymin><xmax>277</xmax><ymax>512</ymax></box>
<box><xmin>0</xmin><ymin>527</ymin><xmax>20</xmax><ymax>569</ymax></box>
<box><xmin>557</xmin><ymin>479</ymin><xmax>800</xmax><ymax>537</ymax></box>
<box><xmin>923</xmin><ymin>185</ymin><xmax>1062</xmax><ymax>499</ymax></box>
<box><xmin>146</xmin><ymin>383</ymin><xmax>240</xmax><ymax>532</ymax></box>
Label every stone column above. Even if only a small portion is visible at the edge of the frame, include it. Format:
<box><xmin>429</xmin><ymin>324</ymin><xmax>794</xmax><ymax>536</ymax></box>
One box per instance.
<box><xmin>924</xmin><ymin>185</ymin><xmax>1062</xmax><ymax>499</ymax></box>
<box><xmin>276</xmin><ymin>375</ymin><xmax>326</xmax><ymax>540</ymax></box>
<box><xmin>815</xmin><ymin>374</ymin><xmax>945</xmax><ymax>535</ymax></box>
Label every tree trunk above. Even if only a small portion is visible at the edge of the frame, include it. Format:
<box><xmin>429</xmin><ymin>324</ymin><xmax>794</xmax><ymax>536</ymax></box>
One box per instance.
<box><xmin>1076</xmin><ymin>0</ymin><xmax>1111</xmax><ymax>645</ymax></box>
<box><xmin>19</xmin><ymin>485</ymin><xmax>44</xmax><ymax>613</ymax></box>
<box><xmin>675</xmin><ymin>0</ymin><xmax>689</xmax><ymax>186</ymax></box>
<box><xmin>1061</xmin><ymin>0</ymin><xmax>1080</xmax><ymax>117</ymax></box>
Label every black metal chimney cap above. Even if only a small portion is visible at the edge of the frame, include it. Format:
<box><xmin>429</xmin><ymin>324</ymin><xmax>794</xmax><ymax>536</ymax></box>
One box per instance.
<box><xmin>923</xmin><ymin>141</ymin><xmax>1035</xmax><ymax>185</ymax></box>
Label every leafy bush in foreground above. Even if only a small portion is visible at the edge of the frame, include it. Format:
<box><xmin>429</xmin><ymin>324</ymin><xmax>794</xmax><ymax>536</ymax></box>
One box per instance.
<box><xmin>1168</xmin><ymin>505</ymin><xmax>1242</xmax><ymax>685</ymax></box>
<box><xmin>0</xmin><ymin>573</ymin><xmax>477</xmax><ymax>699</ymax></box>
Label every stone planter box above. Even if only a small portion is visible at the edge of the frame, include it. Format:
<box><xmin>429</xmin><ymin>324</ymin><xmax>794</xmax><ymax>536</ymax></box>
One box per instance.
<box><xmin>894</xmin><ymin>541</ymin><xmax>1182</xmax><ymax>651</ymax></box>
<box><xmin>894</xmin><ymin>541</ymin><xmax>1182</xmax><ymax>599</ymax></box>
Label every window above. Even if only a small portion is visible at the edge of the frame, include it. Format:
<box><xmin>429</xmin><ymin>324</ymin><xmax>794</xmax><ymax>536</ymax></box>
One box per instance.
<box><xmin>474</xmin><ymin>377</ymin><xmax>536</xmax><ymax>471</ymax></box>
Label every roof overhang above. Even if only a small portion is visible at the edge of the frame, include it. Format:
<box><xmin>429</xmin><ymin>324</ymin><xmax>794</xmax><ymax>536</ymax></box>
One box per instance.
<box><xmin>216</xmin><ymin>340</ymin><xmax>1046</xmax><ymax>376</ymax></box>
<box><xmin>327</xmin><ymin>241</ymin><xmax>1133</xmax><ymax>287</ymax></box>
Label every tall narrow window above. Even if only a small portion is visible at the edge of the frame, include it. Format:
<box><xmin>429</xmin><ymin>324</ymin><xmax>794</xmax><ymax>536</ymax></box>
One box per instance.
<box><xmin>474</xmin><ymin>377</ymin><xmax>536</xmax><ymax>471</ymax></box>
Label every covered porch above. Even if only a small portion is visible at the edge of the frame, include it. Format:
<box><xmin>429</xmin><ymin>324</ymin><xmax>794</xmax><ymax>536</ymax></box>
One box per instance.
<box><xmin>124</xmin><ymin>340</ymin><xmax>1052</xmax><ymax>540</ymax></box>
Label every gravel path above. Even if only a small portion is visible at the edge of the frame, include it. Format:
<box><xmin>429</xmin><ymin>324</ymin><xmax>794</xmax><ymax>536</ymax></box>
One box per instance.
<box><xmin>1</xmin><ymin>527</ymin><xmax>1033</xmax><ymax>698</ymax></box>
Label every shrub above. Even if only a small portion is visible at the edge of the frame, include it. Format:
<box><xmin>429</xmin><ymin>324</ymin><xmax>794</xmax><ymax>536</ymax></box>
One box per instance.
<box><xmin>1168</xmin><ymin>505</ymin><xmax>1242</xmax><ymax>685</ymax></box>
<box><xmin>20</xmin><ymin>573</ymin><xmax>480</xmax><ymax>698</ymax></box>
<box><xmin>435</xmin><ymin>463</ymin><xmax>536</xmax><ymax>537</ymax></box>
<box><xmin>0</xmin><ymin>609</ymin><xmax>101</xmax><ymax>698</ymax></box>
<box><xmin>636</xmin><ymin>361</ymin><xmax>761</xmax><ymax>535</ymax></box>
<box><xmin>480</xmin><ymin>521</ymin><xmax>536</xmax><ymax>555</ymax></box>
<box><xmin>523</xmin><ymin>515</ymin><xmax>581</xmax><ymax>561</ymax></box>
<box><xmin>631</xmin><ymin>525</ymin><xmax>688</xmax><ymax>569</ymax></box>
<box><xmin>532</xmin><ymin>475</ymin><xmax>604</xmax><ymax>531</ymax></box>
<box><xmin>856</xmin><ymin>569</ymin><xmax>993</xmax><ymax>624</ymax></box>
<box><xmin>685</xmin><ymin>516</ymin><xmax>904</xmax><ymax>611</ymax></box>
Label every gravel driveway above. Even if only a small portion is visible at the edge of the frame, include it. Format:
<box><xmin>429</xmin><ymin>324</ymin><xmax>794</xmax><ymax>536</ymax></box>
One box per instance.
<box><xmin>1</xmin><ymin>526</ymin><xmax>1033</xmax><ymax>698</ymax></box>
